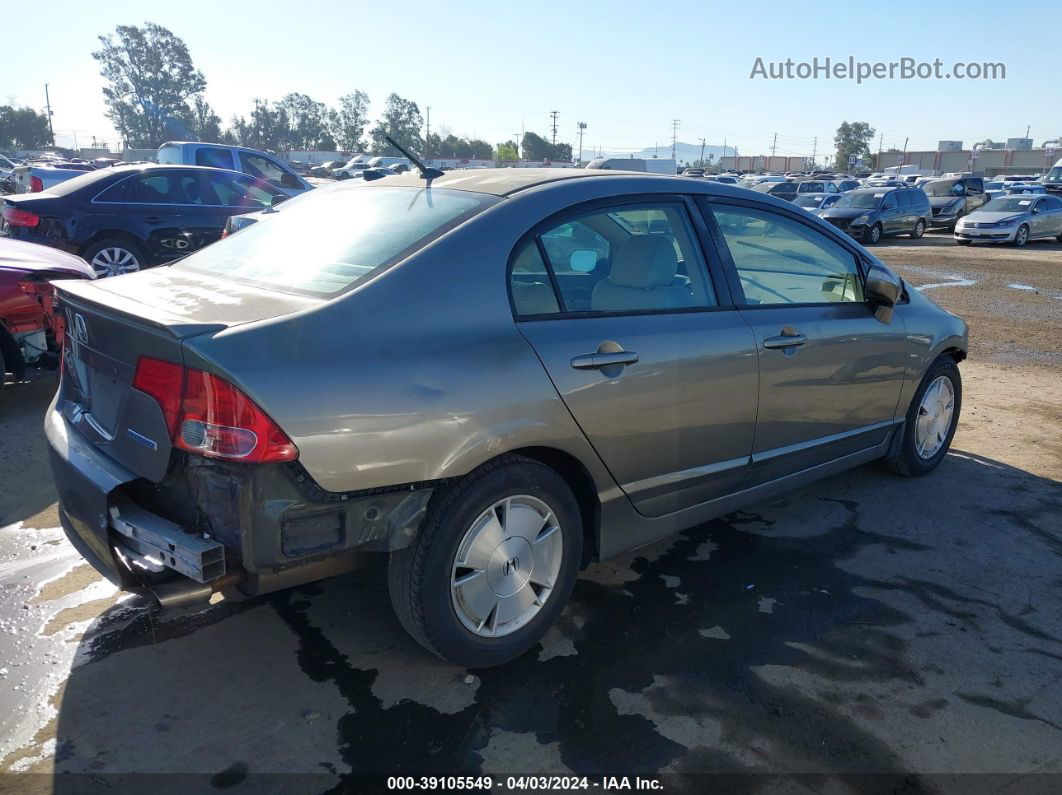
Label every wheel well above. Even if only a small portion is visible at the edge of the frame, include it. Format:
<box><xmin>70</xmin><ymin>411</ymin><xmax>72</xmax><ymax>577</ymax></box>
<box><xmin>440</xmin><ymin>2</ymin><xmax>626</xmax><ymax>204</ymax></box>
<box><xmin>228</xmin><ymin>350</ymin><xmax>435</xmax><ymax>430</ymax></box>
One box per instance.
<box><xmin>81</xmin><ymin>230</ymin><xmax>145</xmax><ymax>256</ymax></box>
<box><xmin>510</xmin><ymin>446</ymin><xmax>601</xmax><ymax>568</ymax></box>
<box><xmin>0</xmin><ymin>322</ymin><xmax>25</xmax><ymax>379</ymax></box>
<box><xmin>941</xmin><ymin>346</ymin><xmax>966</xmax><ymax>364</ymax></box>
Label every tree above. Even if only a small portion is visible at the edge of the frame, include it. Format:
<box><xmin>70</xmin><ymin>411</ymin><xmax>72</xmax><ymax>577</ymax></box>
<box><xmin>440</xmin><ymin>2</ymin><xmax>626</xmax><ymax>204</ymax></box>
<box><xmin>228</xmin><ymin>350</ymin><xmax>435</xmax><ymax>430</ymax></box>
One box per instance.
<box><xmin>278</xmin><ymin>93</ymin><xmax>330</xmax><ymax>150</ymax></box>
<box><xmin>329</xmin><ymin>91</ymin><xmax>369</xmax><ymax>152</ymax></box>
<box><xmin>188</xmin><ymin>96</ymin><xmax>222</xmax><ymax>142</ymax></box>
<box><xmin>368</xmin><ymin>94</ymin><xmax>423</xmax><ymax>156</ymax></box>
<box><xmin>496</xmin><ymin>141</ymin><xmax>518</xmax><ymax>161</ymax></box>
<box><xmin>0</xmin><ymin>105</ymin><xmax>52</xmax><ymax>148</ymax></box>
<box><xmin>92</xmin><ymin>22</ymin><xmax>206</xmax><ymax>148</ymax></box>
<box><xmin>520</xmin><ymin>131</ymin><xmax>572</xmax><ymax>162</ymax></box>
<box><xmin>834</xmin><ymin>121</ymin><xmax>875</xmax><ymax>171</ymax></box>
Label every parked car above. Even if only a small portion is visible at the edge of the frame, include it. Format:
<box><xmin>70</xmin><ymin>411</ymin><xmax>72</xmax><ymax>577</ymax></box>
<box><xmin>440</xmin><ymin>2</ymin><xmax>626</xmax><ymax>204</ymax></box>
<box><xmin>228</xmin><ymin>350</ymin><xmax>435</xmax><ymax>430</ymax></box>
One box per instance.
<box><xmin>709</xmin><ymin>175</ymin><xmax>740</xmax><ymax>185</ymax></box>
<box><xmin>833</xmin><ymin>180</ymin><xmax>861</xmax><ymax>193</ymax></box>
<box><xmin>1</xmin><ymin>164</ymin><xmax>285</xmax><ymax>276</ymax></box>
<box><xmin>682</xmin><ymin>168</ymin><xmax>704</xmax><ymax>177</ymax></box>
<box><xmin>793</xmin><ymin>193</ymin><xmax>844</xmax><ymax>214</ymax></box>
<box><xmin>984</xmin><ymin>180</ymin><xmax>1007</xmax><ymax>201</ymax></box>
<box><xmin>954</xmin><ymin>194</ymin><xmax>1062</xmax><ymax>247</ymax></box>
<box><xmin>1003</xmin><ymin>184</ymin><xmax>1046</xmax><ymax>196</ymax></box>
<box><xmin>46</xmin><ymin>168</ymin><xmax>966</xmax><ymax>666</ymax></box>
<box><xmin>12</xmin><ymin>161</ymin><xmax>97</xmax><ymax>194</ymax></box>
<box><xmin>156</xmin><ymin>142</ymin><xmax>312</xmax><ymax>196</ymax></box>
<box><xmin>923</xmin><ymin>177</ymin><xmax>987</xmax><ymax>230</ymax></box>
<box><xmin>1042</xmin><ymin>158</ymin><xmax>1062</xmax><ymax>196</ymax></box>
<box><xmin>820</xmin><ymin>187</ymin><xmax>932</xmax><ymax>243</ymax></box>
<box><xmin>309</xmin><ymin>160</ymin><xmax>348</xmax><ymax>178</ymax></box>
<box><xmin>0</xmin><ymin>239</ymin><xmax>94</xmax><ymax>393</ymax></box>
<box><xmin>334</xmin><ymin>161</ymin><xmax>371</xmax><ymax>180</ymax></box>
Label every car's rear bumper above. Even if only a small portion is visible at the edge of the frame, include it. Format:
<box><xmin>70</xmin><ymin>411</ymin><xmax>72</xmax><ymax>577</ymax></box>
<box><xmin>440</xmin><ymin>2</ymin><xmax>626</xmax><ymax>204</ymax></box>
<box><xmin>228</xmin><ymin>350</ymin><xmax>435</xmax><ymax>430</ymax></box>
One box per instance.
<box><xmin>46</xmin><ymin>395</ymin><xmax>436</xmax><ymax>598</ymax></box>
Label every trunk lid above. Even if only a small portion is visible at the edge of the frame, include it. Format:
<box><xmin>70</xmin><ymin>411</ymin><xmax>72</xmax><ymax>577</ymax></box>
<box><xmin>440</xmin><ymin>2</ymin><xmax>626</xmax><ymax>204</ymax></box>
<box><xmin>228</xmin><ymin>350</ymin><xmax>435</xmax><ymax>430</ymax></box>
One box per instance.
<box><xmin>56</xmin><ymin>267</ymin><xmax>317</xmax><ymax>482</ymax></box>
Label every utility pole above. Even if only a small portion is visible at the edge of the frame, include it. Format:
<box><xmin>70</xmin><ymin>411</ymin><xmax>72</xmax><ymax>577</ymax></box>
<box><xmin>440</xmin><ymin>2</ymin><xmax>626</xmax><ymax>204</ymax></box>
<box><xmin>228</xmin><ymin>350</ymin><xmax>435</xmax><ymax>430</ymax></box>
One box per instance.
<box><xmin>425</xmin><ymin>106</ymin><xmax>431</xmax><ymax>158</ymax></box>
<box><xmin>577</xmin><ymin>122</ymin><xmax>587</xmax><ymax>165</ymax></box>
<box><xmin>699</xmin><ymin>137</ymin><xmax>706</xmax><ymax>167</ymax></box>
<box><xmin>811</xmin><ymin>136</ymin><xmax>817</xmax><ymax>167</ymax></box>
<box><xmin>513</xmin><ymin>133</ymin><xmax>521</xmax><ymax>160</ymax></box>
<box><xmin>549</xmin><ymin>111</ymin><xmax>559</xmax><ymax>145</ymax></box>
<box><xmin>671</xmin><ymin>119</ymin><xmax>680</xmax><ymax>161</ymax></box>
<box><xmin>723</xmin><ymin>138</ymin><xmax>727</xmax><ymax>169</ymax></box>
<box><xmin>44</xmin><ymin>83</ymin><xmax>55</xmax><ymax>145</ymax></box>
<box><xmin>877</xmin><ymin>132</ymin><xmax>883</xmax><ymax>170</ymax></box>
<box><xmin>770</xmin><ymin>132</ymin><xmax>777</xmax><ymax>158</ymax></box>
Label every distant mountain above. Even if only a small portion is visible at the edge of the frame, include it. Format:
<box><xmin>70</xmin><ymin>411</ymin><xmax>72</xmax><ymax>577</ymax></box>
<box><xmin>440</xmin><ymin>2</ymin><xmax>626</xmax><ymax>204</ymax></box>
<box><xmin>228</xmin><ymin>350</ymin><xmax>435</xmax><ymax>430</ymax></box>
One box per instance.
<box><xmin>590</xmin><ymin>142</ymin><xmax>734</xmax><ymax>165</ymax></box>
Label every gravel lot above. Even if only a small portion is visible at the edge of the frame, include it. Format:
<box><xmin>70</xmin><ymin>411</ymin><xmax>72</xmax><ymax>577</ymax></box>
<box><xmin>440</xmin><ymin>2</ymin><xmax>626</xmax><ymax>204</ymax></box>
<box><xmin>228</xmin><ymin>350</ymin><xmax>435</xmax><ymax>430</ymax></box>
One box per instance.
<box><xmin>1</xmin><ymin>235</ymin><xmax>1060</xmax><ymax>791</ymax></box>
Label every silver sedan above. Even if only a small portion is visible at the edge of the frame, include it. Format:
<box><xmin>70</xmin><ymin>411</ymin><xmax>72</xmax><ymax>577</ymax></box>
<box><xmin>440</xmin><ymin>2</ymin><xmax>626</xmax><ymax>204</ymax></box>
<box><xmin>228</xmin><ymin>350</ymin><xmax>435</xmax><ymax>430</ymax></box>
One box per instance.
<box><xmin>955</xmin><ymin>194</ymin><xmax>1062</xmax><ymax>246</ymax></box>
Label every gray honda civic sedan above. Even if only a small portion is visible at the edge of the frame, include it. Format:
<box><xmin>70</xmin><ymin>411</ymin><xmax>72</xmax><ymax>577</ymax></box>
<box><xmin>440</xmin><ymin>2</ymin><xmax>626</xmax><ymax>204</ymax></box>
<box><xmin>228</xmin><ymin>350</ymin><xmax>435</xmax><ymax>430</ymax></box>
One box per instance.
<box><xmin>46</xmin><ymin>168</ymin><xmax>967</xmax><ymax>666</ymax></box>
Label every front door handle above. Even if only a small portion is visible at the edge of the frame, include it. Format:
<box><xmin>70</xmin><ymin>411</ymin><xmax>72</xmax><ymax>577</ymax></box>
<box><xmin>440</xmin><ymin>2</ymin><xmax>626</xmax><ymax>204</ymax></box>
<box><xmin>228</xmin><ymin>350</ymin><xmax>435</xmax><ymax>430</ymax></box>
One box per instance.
<box><xmin>763</xmin><ymin>333</ymin><xmax>807</xmax><ymax>350</ymax></box>
<box><xmin>571</xmin><ymin>351</ymin><xmax>639</xmax><ymax>370</ymax></box>
<box><xmin>144</xmin><ymin>216</ymin><xmax>161</xmax><ymax>225</ymax></box>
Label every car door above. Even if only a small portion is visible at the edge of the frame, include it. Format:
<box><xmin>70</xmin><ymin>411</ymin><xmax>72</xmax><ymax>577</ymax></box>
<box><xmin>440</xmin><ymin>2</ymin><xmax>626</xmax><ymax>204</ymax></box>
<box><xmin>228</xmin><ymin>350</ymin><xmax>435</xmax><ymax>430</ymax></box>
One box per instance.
<box><xmin>1029</xmin><ymin>197</ymin><xmax>1056</xmax><ymax>237</ymax></box>
<box><xmin>198</xmin><ymin>171</ymin><xmax>280</xmax><ymax>245</ymax></box>
<box><xmin>116</xmin><ymin>171</ymin><xmax>219</xmax><ymax>262</ymax></box>
<box><xmin>703</xmin><ymin>199</ymin><xmax>908</xmax><ymax>485</ymax></box>
<box><xmin>1045</xmin><ymin>197</ymin><xmax>1062</xmax><ymax>235</ymax></box>
<box><xmin>237</xmin><ymin>150</ymin><xmax>307</xmax><ymax>195</ymax></box>
<box><xmin>879</xmin><ymin>191</ymin><xmax>900</xmax><ymax>234</ymax></box>
<box><xmin>511</xmin><ymin>198</ymin><xmax>759</xmax><ymax>518</ymax></box>
<box><xmin>965</xmin><ymin>177</ymin><xmax>985</xmax><ymax>212</ymax></box>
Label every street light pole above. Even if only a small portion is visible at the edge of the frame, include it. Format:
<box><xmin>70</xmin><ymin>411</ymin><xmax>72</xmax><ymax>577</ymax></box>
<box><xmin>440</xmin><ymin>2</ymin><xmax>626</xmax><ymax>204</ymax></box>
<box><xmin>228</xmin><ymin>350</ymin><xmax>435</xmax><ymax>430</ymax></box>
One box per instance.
<box><xmin>577</xmin><ymin>122</ymin><xmax>587</xmax><ymax>165</ymax></box>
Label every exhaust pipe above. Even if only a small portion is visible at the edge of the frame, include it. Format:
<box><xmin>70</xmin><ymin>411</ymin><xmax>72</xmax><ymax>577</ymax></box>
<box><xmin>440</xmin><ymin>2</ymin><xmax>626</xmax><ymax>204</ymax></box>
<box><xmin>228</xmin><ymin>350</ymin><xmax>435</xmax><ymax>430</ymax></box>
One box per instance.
<box><xmin>148</xmin><ymin>571</ymin><xmax>245</xmax><ymax>610</ymax></box>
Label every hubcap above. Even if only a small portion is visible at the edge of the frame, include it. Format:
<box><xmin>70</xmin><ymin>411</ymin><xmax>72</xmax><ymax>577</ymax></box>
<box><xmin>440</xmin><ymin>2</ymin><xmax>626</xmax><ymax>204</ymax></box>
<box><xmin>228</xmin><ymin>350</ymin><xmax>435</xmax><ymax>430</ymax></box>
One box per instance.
<box><xmin>90</xmin><ymin>247</ymin><xmax>140</xmax><ymax>277</ymax></box>
<box><xmin>1016</xmin><ymin>227</ymin><xmax>1028</xmax><ymax>245</ymax></box>
<box><xmin>451</xmin><ymin>495</ymin><xmax>562</xmax><ymax>638</ymax></box>
<box><xmin>915</xmin><ymin>375</ymin><xmax>955</xmax><ymax>460</ymax></box>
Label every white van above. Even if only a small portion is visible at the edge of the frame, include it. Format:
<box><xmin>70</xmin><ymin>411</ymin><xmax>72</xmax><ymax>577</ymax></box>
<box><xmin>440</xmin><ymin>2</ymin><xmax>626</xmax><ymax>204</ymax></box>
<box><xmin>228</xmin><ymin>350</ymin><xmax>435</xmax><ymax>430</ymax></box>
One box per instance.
<box><xmin>1043</xmin><ymin>158</ymin><xmax>1062</xmax><ymax>196</ymax></box>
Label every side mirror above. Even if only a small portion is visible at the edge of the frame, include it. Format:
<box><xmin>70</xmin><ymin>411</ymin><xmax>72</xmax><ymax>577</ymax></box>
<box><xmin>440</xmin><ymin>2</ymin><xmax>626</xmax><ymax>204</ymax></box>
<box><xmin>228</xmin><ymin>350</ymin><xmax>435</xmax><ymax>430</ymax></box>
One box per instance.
<box><xmin>280</xmin><ymin>172</ymin><xmax>301</xmax><ymax>189</ymax></box>
<box><xmin>569</xmin><ymin>249</ymin><xmax>598</xmax><ymax>273</ymax></box>
<box><xmin>865</xmin><ymin>264</ymin><xmax>902</xmax><ymax>319</ymax></box>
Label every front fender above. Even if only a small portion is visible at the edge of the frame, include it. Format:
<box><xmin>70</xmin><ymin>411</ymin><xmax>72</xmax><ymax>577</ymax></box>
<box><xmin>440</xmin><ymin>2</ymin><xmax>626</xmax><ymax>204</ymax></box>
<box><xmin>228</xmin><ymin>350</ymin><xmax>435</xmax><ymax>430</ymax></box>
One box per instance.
<box><xmin>894</xmin><ymin>287</ymin><xmax>968</xmax><ymax>413</ymax></box>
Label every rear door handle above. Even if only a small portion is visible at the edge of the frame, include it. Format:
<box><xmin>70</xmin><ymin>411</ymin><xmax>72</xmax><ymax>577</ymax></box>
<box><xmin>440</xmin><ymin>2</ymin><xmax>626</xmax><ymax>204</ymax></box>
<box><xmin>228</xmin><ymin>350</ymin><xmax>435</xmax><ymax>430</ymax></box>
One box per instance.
<box><xmin>763</xmin><ymin>334</ymin><xmax>807</xmax><ymax>349</ymax></box>
<box><xmin>571</xmin><ymin>351</ymin><xmax>639</xmax><ymax>369</ymax></box>
<box><xmin>144</xmin><ymin>216</ymin><xmax>161</xmax><ymax>225</ymax></box>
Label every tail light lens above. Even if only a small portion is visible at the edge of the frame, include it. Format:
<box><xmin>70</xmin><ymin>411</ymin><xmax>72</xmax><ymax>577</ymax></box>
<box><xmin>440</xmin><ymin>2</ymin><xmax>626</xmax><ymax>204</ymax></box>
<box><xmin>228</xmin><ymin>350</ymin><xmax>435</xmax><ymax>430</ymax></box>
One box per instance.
<box><xmin>132</xmin><ymin>357</ymin><xmax>297</xmax><ymax>463</ymax></box>
<box><xmin>2</xmin><ymin>206</ymin><xmax>40</xmax><ymax>227</ymax></box>
<box><xmin>29</xmin><ymin>176</ymin><xmax>44</xmax><ymax>193</ymax></box>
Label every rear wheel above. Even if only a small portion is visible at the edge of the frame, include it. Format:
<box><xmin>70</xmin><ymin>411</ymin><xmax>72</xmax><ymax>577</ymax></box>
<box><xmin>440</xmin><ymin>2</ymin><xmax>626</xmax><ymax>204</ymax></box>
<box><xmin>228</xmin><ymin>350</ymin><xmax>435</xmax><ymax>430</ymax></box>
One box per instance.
<box><xmin>883</xmin><ymin>355</ymin><xmax>961</xmax><ymax>477</ymax></box>
<box><xmin>910</xmin><ymin>219</ymin><xmax>925</xmax><ymax>239</ymax></box>
<box><xmin>388</xmin><ymin>455</ymin><xmax>582</xmax><ymax>667</ymax></box>
<box><xmin>867</xmin><ymin>223</ymin><xmax>883</xmax><ymax>244</ymax></box>
<box><xmin>1013</xmin><ymin>225</ymin><xmax>1030</xmax><ymax>247</ymax></box>
<box><xmin>82</xmin><ymin>238</ymin><xmax>146</xmax><ymax>277</ymax></box>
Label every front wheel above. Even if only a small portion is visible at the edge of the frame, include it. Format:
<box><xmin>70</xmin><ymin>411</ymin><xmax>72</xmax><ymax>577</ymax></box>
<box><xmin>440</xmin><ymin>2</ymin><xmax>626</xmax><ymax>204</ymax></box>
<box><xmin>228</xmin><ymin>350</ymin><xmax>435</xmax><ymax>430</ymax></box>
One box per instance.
<box><xmin>955</xmin><ymin>239</ymin><xmax>972</xmax><ymax>246</ymax></box>
<box><xmin>867</xmin><ymin>223</ymin><xmax>883</xmax><ymax>244</ymax></box>
<box><xmin>910</xmin><ymin>219</ymin><xmax>925</xmax><ymax>239</ymax></box>
<box><xmin>1013</xmin><ymin>225</ymin><xmax>1030</xmax><ymax>247</ymax></box>
<box><xmin>883</xmin><ymin>355</ymin><xmax>962</xmax><ymax>477</ymax></box>
<box><xmin>388</xmin><ymin>455</ymin><xmax>582</xmax><ymax>667</ymax></box>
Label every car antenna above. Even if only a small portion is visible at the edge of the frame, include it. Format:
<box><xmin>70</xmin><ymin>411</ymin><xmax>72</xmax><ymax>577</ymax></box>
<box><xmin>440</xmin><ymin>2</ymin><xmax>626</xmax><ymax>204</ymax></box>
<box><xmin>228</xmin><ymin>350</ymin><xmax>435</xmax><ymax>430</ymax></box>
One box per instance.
<box><xmin>385</xmin><ymin>135</ymin><xmax>444</xmax><ymax>180</ymax></box>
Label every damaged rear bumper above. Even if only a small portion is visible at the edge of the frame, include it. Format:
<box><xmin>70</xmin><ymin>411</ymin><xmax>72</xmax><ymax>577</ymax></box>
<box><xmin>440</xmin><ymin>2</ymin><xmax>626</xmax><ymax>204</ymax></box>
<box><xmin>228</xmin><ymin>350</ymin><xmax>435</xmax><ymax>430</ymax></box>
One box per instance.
<box><xmin>45</xmin><ymin>397</ymin><xmax>435</xmax><ymax>600</ymax></box>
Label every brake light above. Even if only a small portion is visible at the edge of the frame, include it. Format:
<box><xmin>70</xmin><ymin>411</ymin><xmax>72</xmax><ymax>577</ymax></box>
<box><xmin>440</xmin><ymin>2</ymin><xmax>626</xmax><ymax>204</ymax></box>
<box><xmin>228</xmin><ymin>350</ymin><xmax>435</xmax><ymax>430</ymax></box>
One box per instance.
<box><xmin>220</xmin><ymin>228</ymin><xmax>229</xmax><ymax>239</ymax></box>
<box><xmin>132</xmin><ymin>357</ymin><xmax>297</xmax><ymax>463</ymax></box>
<box><xmin>29</xmin><ymin>176</ymin><xmax>44</xmax><ymax>193</ymax></box>
<box><xmin>2</xmin><ymin>206</ymin><xmax>40</xmax><ymax>227</ymax></box>
<box><xmin>133</xmin><ymin>357</ymin><xmax>184</xmax><ymax>437</ymax></box>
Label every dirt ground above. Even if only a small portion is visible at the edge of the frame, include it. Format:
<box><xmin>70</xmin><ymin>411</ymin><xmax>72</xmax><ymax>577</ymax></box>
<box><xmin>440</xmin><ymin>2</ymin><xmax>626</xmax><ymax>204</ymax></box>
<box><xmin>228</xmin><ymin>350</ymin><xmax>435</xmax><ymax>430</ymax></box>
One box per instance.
<box><xmin>0</xmin><ymin>236</ymin><xmax>1060</xmax><ymax>792</ymax></box>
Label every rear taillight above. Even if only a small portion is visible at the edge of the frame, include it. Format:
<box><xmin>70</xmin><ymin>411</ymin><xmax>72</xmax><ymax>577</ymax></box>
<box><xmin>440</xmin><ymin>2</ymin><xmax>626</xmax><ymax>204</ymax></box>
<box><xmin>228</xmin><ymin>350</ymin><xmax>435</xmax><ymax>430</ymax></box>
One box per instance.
<box><xmin>132</xmin><ymin>357</ymin><xmax>297</xmax><ymax>463</ymax></box>
<box><xmin>2</xmin><ymin>206</ymin><xmax>40</xmax><ymax>227</ymax></box>
<box><xmin>29</xmin><ymin>176</ymin><xmax>44</xmax><ymax>193</ymax></box>
<box><xmin>133</xmin><ymin>357</ymin><xmax>184</xmax><ymax>437</ymax></box>
<box><xmin>220</xmin><ymin>228</ymin><xmax>229</xmax><ymax>239</ymax></box>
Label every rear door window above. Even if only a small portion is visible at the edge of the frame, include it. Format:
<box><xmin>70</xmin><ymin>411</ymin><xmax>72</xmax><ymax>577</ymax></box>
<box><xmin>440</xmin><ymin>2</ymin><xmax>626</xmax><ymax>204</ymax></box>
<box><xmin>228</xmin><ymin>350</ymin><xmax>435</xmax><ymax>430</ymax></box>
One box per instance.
<box><xmin>128</xmin><ymin>172</ymin><xmax>203</xmax><ymax>204</ymax></box>
<box><xmin>195</xmin><ymin>147</ymin><xmax>236</xmax><ymax>170</ymax></box>
<box><xmin>205</xmin><ymin>172</ymin><xmax>278</xmax><ymax>208</ymax></box>
<box><xmin>239</xmin><ymin>152</ymin><xmax>288</xmax><ymax>186</ymax></box>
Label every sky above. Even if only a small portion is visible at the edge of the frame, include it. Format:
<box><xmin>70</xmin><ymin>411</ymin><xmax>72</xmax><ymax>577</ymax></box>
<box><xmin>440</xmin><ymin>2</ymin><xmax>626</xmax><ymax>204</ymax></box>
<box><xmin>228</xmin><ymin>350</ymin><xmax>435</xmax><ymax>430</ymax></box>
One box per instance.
<box><xmin>4</xmin><ymin>0</ymin><xmax>1057</xmax><ymax>159</ymax></box>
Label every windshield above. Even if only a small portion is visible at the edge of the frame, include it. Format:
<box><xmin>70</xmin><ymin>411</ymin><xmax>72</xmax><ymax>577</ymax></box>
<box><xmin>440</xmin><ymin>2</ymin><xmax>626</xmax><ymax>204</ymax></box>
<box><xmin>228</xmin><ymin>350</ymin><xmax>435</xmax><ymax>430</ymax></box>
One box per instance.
<box><xmin>924</xmin><ymin>179</ymin><xmax>962</xmax><ymax>197</ymax></box>
<box><xmin>834</xmin><ymin>191</ymin><xmax>883</xmax><ymax>209</ymax></box>
<box><xmin>793</xmin><ymin>195</ymin><xmax>822</xmax><ymax>208</ymax></box>
<box><xmin>1043</xmin><ymin>167</ymin><xmax>1062</xmax><ymax>184</ymax></box>
<box><xmin>981</xmin><ymin>197</ymin><xmax>1036</xmax><ymax>212</ymax></box>
<box><xmin>985</xmin><ymin>182</ymin><xmax>1003</xmax><ymax>189</ymax></box>
<box><xmin>177</xmin><ymin>186</ymin><xmax>496</xmax><ymax>296</ymax></box>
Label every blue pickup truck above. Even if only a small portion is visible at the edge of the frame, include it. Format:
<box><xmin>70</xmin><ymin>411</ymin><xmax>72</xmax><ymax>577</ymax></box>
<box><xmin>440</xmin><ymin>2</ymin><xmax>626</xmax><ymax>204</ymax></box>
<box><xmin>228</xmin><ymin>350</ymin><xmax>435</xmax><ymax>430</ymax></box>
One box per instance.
<box><xmin>157</xmin><ymin>142</ymin><xmax>312</xmax><ymax>196</ymax></box>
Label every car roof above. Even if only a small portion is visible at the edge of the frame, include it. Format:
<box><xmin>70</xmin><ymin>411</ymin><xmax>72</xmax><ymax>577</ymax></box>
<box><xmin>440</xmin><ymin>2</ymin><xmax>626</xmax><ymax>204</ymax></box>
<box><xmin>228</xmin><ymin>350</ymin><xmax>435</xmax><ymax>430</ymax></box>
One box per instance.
<box><xmin>362</xmin><ymin>167</ymin><xmax>691</xmax><ymax>197</ymax></box>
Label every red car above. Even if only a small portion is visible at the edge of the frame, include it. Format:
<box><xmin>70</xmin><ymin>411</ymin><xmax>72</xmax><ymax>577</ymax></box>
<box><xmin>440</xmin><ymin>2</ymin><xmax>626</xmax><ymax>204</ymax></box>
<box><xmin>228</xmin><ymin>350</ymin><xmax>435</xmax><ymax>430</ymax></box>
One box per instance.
<box><xmin>0</xmin><ymin>239</ymin><xmax>94</xmax><ymax>394</ymax></box>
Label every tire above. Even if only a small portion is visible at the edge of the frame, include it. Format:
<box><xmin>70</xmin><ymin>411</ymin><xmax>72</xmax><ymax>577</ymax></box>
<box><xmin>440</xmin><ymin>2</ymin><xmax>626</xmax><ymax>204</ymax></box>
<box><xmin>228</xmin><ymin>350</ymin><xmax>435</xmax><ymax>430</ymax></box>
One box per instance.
<box><xmin>1013</xmin><ymin>225</ymin><xmax>1030</xmax><ymax>248</ymax></box>
<box><xmin>1057</xmin><ymin>233</ymin><xmax>1062</xmax><ymax>243</ymax></box>
<box><xmin>867</xmin><ymin>223</ymin><xmax>883</xmax><ymax>244</ymax></box>
<box><xmin>388</xmin><ymin>455</ymin><xmax>582</xmax><ymax>667</ymax></box>
<box><xmin>955</xmin><ymin>239</ymin><xmax>972</xmax><ymax>246</ymax></box>
<box><xmin>81</xmin><ymin>238</ymin><xmax>147</xmax><ymax>278</ymax></box>
<box><xmin>910</xmin><ymin>219</ymin><xmax>925</xmax><ymax>239</ymax></box>
<box><xmin>0</xmin><ymin>344</ymin><xmax>5</xmax><ymax>397</ymax></box>
<box><xmin>882</xmin><ymin>355</ymin><xmax>962</xmax><ymax>477</ymax></box>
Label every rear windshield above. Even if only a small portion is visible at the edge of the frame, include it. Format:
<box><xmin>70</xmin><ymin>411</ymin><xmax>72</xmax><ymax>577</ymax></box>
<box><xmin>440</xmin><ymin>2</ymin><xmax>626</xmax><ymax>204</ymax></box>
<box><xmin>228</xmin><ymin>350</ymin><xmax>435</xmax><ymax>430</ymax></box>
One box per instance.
<box><xmin>38</xmin><ymin>166</ymin><xmax>135</xmax><ymax>197</ymax></box>
<box><xmin>175</xmin><ymin>186</ymin><xmax>496</xmax><ymax>296</ymax></box>
<box><xmin>982</xmin><ymin>197</ymin><xmax>1037</xmax><ymax>212</ymax></box>
<box><xmin>793</xmin><ymin>195</ymin><xmax>822</xmax><ymax>208</ymax></box>
<box><xmin>924</xmin><ymin>179</ymin><xmax>961</xmax><ymax>196</ymax></box>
